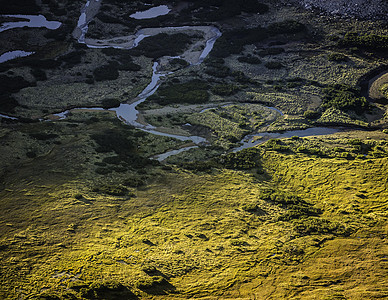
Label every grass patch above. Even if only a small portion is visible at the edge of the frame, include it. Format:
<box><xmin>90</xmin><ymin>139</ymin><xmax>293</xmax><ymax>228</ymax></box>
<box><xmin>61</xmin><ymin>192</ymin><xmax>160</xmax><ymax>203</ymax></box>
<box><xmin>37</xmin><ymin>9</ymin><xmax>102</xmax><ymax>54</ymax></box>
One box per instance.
<box><xmin>145</xmin><ymin>80</ymin><xmax>209</xmax><ymax>106</ymax></box>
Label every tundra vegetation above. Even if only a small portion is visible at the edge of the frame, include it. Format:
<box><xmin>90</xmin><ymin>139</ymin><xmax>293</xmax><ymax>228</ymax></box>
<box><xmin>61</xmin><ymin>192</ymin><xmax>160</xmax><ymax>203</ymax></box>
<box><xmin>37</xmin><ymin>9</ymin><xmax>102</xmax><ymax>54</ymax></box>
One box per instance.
<box><xmin>0</xmin><ymin>0</ymin><xmax>388</xmax><ymax>299</ymax></box>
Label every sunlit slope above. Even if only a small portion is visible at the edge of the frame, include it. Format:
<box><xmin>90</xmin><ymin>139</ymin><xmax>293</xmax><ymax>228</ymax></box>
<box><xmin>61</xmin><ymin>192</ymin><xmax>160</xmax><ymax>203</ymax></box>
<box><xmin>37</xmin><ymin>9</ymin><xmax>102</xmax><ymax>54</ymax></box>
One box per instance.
<box><xmin>0</xmin><ymin>130</ymin><xmax>387</xmax><ymax>299</ymax></box>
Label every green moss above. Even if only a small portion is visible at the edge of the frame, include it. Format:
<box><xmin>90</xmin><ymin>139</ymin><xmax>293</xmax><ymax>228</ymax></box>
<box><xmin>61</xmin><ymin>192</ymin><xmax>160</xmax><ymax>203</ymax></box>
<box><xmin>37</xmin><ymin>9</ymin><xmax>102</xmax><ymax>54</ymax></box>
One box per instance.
<box><xmin>339</xmin><ymin>32</ymin><xmax>388</xmax><ymax>50</ymax></box>
<box><xmin>146</xmin><ymin>80</ymin><xmax>209</xmax><ymax>106</ymax></box>
<box><xmin>322</xmin><ymin>85</ymin><xmax>369</xmax><ymax>114</ymax></box>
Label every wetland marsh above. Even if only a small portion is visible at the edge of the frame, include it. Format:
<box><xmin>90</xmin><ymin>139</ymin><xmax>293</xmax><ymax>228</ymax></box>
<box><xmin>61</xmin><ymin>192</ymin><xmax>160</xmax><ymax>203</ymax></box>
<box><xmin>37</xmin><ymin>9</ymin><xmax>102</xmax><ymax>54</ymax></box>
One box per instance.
<box><xmin>0</xmin><ymin>0</ymin><xmax>388</xmax><ymax>299</ymax></box>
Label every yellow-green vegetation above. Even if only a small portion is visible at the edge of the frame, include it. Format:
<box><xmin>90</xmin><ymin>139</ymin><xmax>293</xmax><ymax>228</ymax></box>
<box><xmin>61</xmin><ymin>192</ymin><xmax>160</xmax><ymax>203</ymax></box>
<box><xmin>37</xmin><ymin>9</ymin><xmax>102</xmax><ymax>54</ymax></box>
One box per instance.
<box><xmin>381</xmin><ymin>83</ymin><xmax>388</xmax><ymax>98</ymax></box>
<box><xmin>1</xmin><ymin>127</ymin><xmax>387</xmax><ymax>299</ymax></box>
<box><xmin>12</xmin><ymin>52</ymin><xmax>152</xmax><ymax>118</ymax></box>
<box><xmin>188</xmin><ymin>110</ymin><xmax>248</xmax><ymax>147</ymax></box>
<box><xmin>370</xmin><ymin>73</ymin><xmax>388</xmax><ymax>100</ymax></box>
<box><xmin>2</xmin><ymin>1</ymin><xmax>388</xmax><ymax>299</ymax></box>
<box><xmin>317</xmin><ymin>107</ymin><xmax>369</xmax><ymax>127</ymax></box>
<box><xmin>246</xmin><ymin>92</ymin><xmax>314</xmax><ymax>115</ymax></box>
<box><xmin>264</xmin><ymin>114</ymin><xmax>311</xmax><ymax>132</ymax></box>
<box><xmin>186</xmin><ymin>104</ymin><xmax>278</xmax><ymax>148</ymax></box>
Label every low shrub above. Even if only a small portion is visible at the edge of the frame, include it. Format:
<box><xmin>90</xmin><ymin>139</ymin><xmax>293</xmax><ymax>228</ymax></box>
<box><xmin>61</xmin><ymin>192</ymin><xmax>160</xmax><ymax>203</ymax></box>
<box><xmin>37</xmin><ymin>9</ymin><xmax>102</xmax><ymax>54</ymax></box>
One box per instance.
<box><xmin>80</xmin><ymin>281</ymin><xmax>137</xmax><ymax>299</ymax></box>
<box><xmin>29</xmin><ymin>133</ymin><xmax>58</xmax><ymax>140</ymax></box>
<box><xmin>211</xmin><ymin>26</ymin><xmax>268</xmax><ymax>58</ymax></box>
<box><xmin>264</xmin><ymin>139</ymin><xmax>289</xmax><ymax>152</ymax></box>
<box><xmin>170</xmin><ymin>58</ymin><xmax>189</xmax><ymax>67</ymax></box>
<box><xmin>211</xmin><ymin>84</ymin><xmax>240</xmax><ymax>96</ymax></box>
<box><xmin>30</xmin><ymin>68</ymin><xmax>47</xmax><ymax>81</ymax></box>
<box><xmin>101</xmin><ymin>98</ymin><xmax>120</xmax><ymax>109</ymax></box>
<box><xmin>293</xmin><ymin>218</ymin><xmax>350</xmax><ymax>236</ymax></box>
<box><xmin>265</xmin><ymin>61</ymin><xmax>283</xmax><ymax>69</ymax></box>
<box><xmin>93</xmin><ymin>64</ymin><xmax>119</xmax><ymax>82</ymax></box>
<box><xmin>93</xmin><ymin>184</ymin><xmax>128</xmax><ymax>196</ymax></box>
<box><xmin>237</xmin><ymin>56</ymin><xmax>261</xmax><ymax>64</ymax></box>
<box><xmin>327</xmin><ymin>53</ymin><xmax>348</xmax><ymax>62</ymax></box>
<box><xmin>0</xmin><ymin>94</ymin><xmax>19</xmax><ymax>113</ymax></box>
<box><xmin>123</xmin><ymin>176</ymin><xmax>145</xmax><ymax>188</ymax></box>
<box><xmin>60</xmin><ymin>50</ymin><xmax>85</xmax><ymax>67</ymax></box>
<box><xmin>303</xmin><ymin>110</ymin><xmax>321</xmax><ymax>120</ymax></box>
<box><xmin>148</xmin><ymin>80</ymin><xmax>209</xmax><ymax>105</ymax></box>
<box><xmin>339</xmin><ymin>32</ymin><xmax>388</xmax><ymax>50</ymax></box>
<box><xmin>134</xmin><ymin>33</ymin><xmax>195</xmax><ymax>59</ymax></box>
<box><xmin>257</xmin><ymin>47</ymin><xmax>285</xmax><ymax>57</ymax></box>
<box><xmin>260</xmin><ymin>188</ymin><xmax>322</xmax><ymax>221</ymax></box>
<box><xmin>0</xmin><ymin>75</ymin><xmax>33</xmax><ymax>94</ymax></box>
<box><xmin>322</xmin><ymin>85</ymin><xmax>369</xmax><ymax>114</ymax></box>
<box><xmin>267</xmin><ymin>20</ymin><xmax>306</xmax><ymax>35</ymax></box>
<box><xmin>218</xmin><ymin>148</ymin><xmax>261</xmax><ymax>170</ymax></box>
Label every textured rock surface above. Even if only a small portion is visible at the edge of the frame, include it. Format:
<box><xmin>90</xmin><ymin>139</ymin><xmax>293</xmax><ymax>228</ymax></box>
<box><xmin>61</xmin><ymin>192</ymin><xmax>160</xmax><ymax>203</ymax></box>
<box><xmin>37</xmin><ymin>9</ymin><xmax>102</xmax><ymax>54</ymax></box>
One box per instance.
<box><xmin>291</xmin><ymin>0</ymin><xmax>388</xmax><ymax>20</ymax></box>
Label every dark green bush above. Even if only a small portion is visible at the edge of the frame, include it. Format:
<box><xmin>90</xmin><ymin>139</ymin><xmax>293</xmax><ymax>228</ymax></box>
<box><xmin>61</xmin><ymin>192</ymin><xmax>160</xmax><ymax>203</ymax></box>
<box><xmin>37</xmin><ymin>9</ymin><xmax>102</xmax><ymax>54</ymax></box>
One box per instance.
<box><xmin>218</xmin><ymin>148</ymin><xmax>261</xmax><ymax>170</ymax></box>
<box><xmin>211</xmin><ymin>27</ymin><xmax>268</xmax><ymax>58</ymax></box>
<box><xmin>211</xmin><ymin>84</ymin><xmax>240</xmax><ymax>96</ymax></box>
<box><xmin>237</xmin><ymin>56</ymin><xmax>261</xmax><ymax>64</ymax></box>
<box><xmin>102</xmin><ymin>155</ymin><xmax>122</xmax><ymax>165</ymax></box>
<box><xmin>43</xmin><ymin>25</ymin><xmax>70</xmax><ymax>41</ymax></box>
<box><xmin>60</xmin><ymin>50</ymin><xmax>85</xmax><ymax>67</ymax></box>
<box><xmin>96</xmin><ymin>12</ymin><xmax>124</xmax><ymax>24</ymax></box>
<box><xmin>322</xmin><ymin>85</ymin><xmax>369</xmax><ymax>114</ymax></box>
<box><xmin>339</xmin><ymin>32</ymin><xmax>388</xmax><ymax>50</ymax></box>
<box><xmin>91</xmin><ymin>129</ymin><xmax>152</xmax><ymax>168</ymax></box>
<box><xmin>25</xmin><ymin>58</ymin><xmax>61</xmax><ymax>69</ymax></box>
<box><xmin>260</xmin><ymin>188</ymin><xmax>322</xmax><ymax>221</ymax></box>
<box><xmin>170</xmin><ymin>58</ymin><xmax>189</xmax><ymax>67</ymax></box>
<box><xmin>257</xmin><ymin>47</ymin><xmax>285</xmax><ymax>57</ymax></box>
<box><xmin>31</xmin><ymin>68</ymin><xmax>47</xmax><ymax>81</ymax></box>
<box><xmin>148</xmin><ymin>80</ymin><xmax>209</xmax><ymax>105</ymax></box>
<box><xmin>0</xmin><ymin>0</ymin><xmax>40</xmax><ymax>14</ymax></box>
<box><xmin>185</xmin><ymin>0</ymin><xmax>268</xmax><ymax>22</ymax></box>
<box><xmin>26</xmin><ymin>151</ymin><xmax>37</xmax><ymax>158</ymax></box>
<box><xmin>232</xmin><ymin>71</ymin><xmax>251</xmax><ymax>83</ymax></box>
<box><xmin>123</xmin><ymin>176</ymin><xmax>145</xmax><ymax>188</ymax></box>
<box><xmin>327</xmin><ymin>53</ymin><xmax>348</xmax><ymax>62</ymax></box>
<box><xmin>264</xmin><ymin>139</ymin><xmax>289</xmax><ymax>152</ymax></box>
<box><xmin>95</xmin><ymin>167</ymin><xmax>112</xmax><ymax>175</ymax></box>
<box><xmin>265</xmin><ymin>61</ymin><xmax>283</xmax><ymax>69</ymax></box>
<box><xmin>134</xmin><ymin>33</ymin><xmax>194</xmax><ymax>59</ymax></box>
<box><xmin>81</xmin><ymin>281</ymin><xmax>137</xmax><ymax>299</ymax></box>
<box><xmin>93</xmin><ymin>184</ymin><xmax>128</xmax><ymax>196</ymax></box>
<box><xmin>205</xmin><ymin>65</ymin><xmax>231</xmax><ymax>78</ymax></box>
<box><xmin>101</xmin><ymin>98</ymin><xmax>120</xmax><ymax>109</ymax></box>
<box><xmin>267</xmin><ymin>20</ymin><xmax>306</xmax><ymax>35</ymax></box>
<box><xmin>29</xmin><ymin>133</ymin><xmax>59</xmax><ymax>140</ymax></box>
<box><xmin>93</xmin><ymin>64</ymin><xmax>119</xmax><ymax>82</ymax></box>
<box><xmin>293</xmin><ymin>218</ymin><xmax>349</xmax><ymax>236</ymax></box>
<box><xmin>0</xmin><ymin>94</ymin><xmax>19</xmax><ymax>113</ymax></box>
<box><xmin>303</xmin><ymin>110</ymin><xmax>321</xmax><ymax>120</ymax></box>
<box><xmin>0</xmin><ymin>75</ymin><xmax>33</xmax><ymax>94</ymax></box>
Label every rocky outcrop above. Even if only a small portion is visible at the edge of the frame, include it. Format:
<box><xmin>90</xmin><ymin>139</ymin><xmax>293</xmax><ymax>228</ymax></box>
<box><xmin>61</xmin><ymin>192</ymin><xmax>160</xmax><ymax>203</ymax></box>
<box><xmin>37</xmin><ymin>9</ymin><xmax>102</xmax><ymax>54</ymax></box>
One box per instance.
<box><xmin>292</xmin><ymin>0</ymin><xmax>388</xmax><ymax>21</ymax></box>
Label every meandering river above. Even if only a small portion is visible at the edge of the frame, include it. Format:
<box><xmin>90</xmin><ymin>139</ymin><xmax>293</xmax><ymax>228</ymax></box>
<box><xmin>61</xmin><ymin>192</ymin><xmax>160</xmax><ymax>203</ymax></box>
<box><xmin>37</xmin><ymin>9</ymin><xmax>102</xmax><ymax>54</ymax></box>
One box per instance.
<box><xmin>0</xmin><ymin>0</ymin><xmax>344</xmax><ymax>160</ymax></box>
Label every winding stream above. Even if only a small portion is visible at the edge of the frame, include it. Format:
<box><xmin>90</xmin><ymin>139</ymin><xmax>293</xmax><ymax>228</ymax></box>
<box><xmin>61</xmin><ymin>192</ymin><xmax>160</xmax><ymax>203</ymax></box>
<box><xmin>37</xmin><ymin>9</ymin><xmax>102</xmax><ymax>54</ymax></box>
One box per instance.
<box><xmin>0</xmin><ymin>50</ymin><xmax>35</xmax><ymax>63</ymax></box>
<box><xmin>233</xmin><ymin>127</ymin><xmax>341</xmax><ymax>152</ymax></box>
<box><xmin>67</xmin><ymin>0</ymin><xmax>222</xmax><ymax>154</ymax></box>
<box><xmin>0</xmin><ymin>0</ymin><xmax>346</xmax><ymax>161</ymax></box>
<box><xmin>0</xmin><ymin>14</ymin><xmax>62</xmax><ymax>32</ymax></box>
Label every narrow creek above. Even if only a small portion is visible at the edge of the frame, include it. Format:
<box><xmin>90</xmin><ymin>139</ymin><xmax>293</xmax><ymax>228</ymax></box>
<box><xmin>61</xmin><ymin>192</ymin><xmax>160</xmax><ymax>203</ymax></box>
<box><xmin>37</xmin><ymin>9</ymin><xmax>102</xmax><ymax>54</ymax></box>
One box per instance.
<box><xmin>0</xmin><ymin>0</ymin><xmax>346</xmax><ymax>160</ymax></box>
<box><xmin>64</xmin><ymin>0</ymin><xmax>222</xmax><ymax>159</ymax></box>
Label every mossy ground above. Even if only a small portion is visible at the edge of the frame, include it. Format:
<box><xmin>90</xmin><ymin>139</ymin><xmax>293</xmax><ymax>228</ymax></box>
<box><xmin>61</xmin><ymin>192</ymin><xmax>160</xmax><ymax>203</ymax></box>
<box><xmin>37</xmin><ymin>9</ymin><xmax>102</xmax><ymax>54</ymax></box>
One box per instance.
<box><xmin>1</xmin><ymin>125</ymin><xmax>387</xmax><ymax>299</ymax></box>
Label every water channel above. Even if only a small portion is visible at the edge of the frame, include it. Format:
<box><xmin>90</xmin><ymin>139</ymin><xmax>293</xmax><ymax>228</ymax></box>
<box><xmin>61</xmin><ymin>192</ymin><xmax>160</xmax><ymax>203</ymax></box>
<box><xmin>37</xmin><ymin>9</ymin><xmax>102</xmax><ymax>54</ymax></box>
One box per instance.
<box><xmin>130</xmin><ymin>5</ymin><xmax>171</xmax><ymax>19</ymax></box>
<box><xmin>0</xmin><ymin>14</ymin><xmax>61</xmax><ymax>32</ymax></box>
<box><xmin>0</xmin><ymin>0</ymin><xmax>346</xmax><ymax>160</ymax></box>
